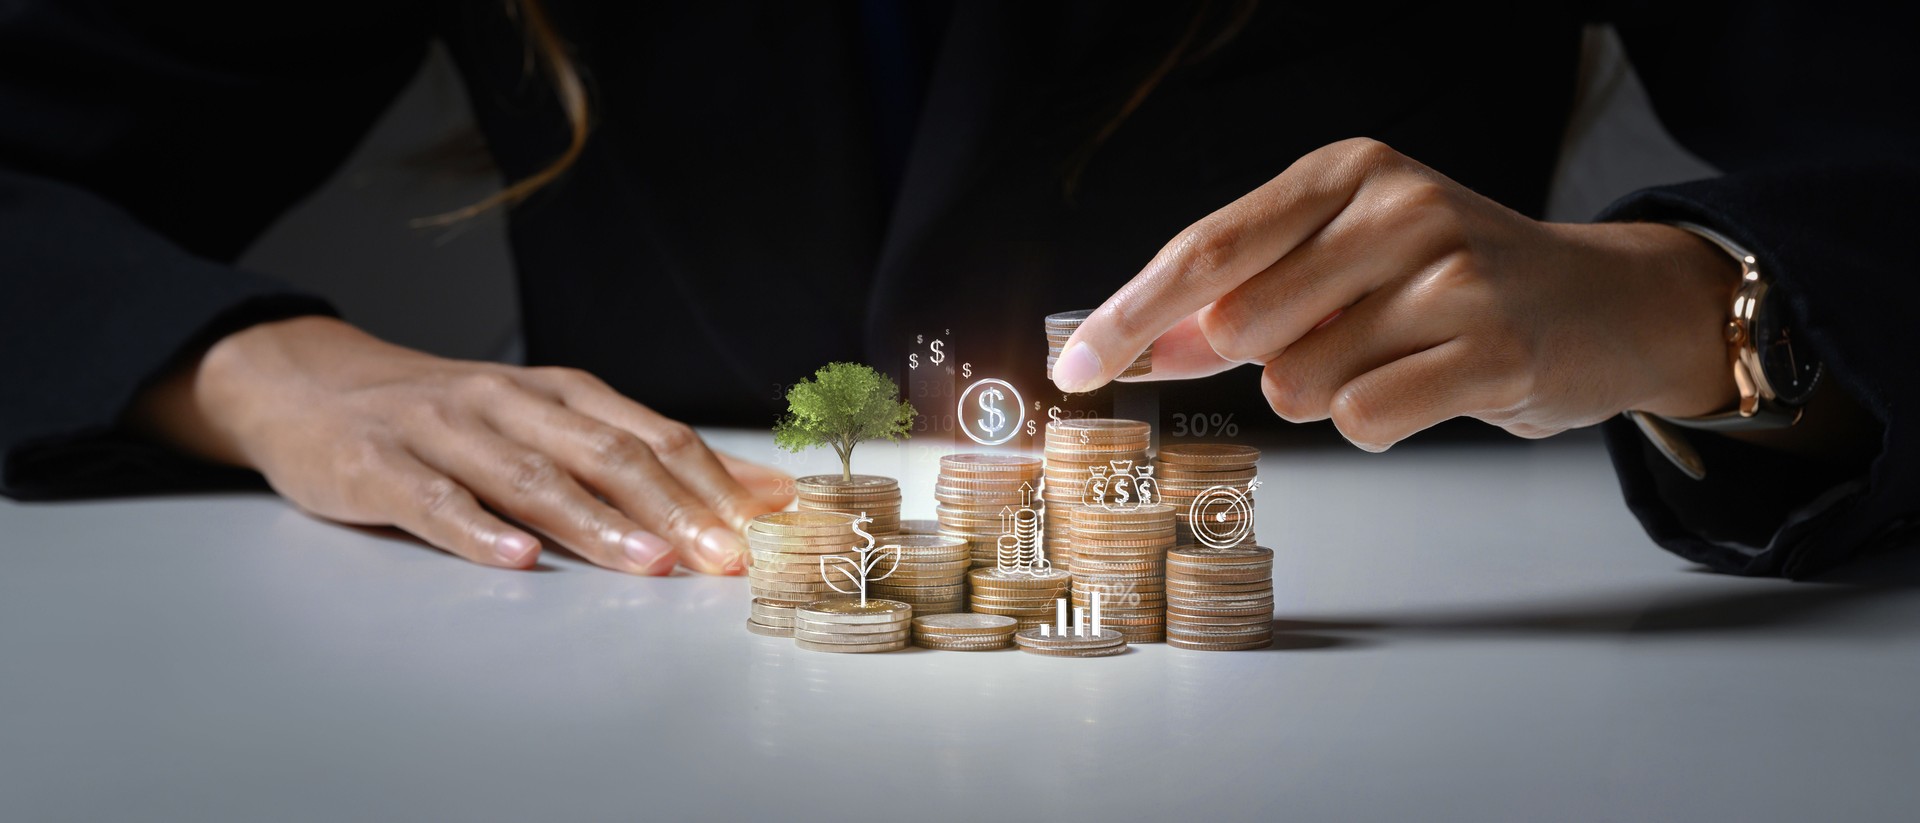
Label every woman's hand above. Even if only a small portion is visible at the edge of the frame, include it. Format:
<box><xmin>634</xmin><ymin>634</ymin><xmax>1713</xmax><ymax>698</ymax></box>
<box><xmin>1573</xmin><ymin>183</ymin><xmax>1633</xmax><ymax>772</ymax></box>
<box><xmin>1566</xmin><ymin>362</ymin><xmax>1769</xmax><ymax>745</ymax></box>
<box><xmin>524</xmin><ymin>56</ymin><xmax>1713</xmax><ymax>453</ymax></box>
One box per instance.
<box><xmin>1053</xmin><ymin>138</ymin><xmax>1744</xmax><ymax>450</ymax></box>
<box><xmin>129</xmin><ymin>316</ymin><xmax>793</xmax><ymax>573</ymax></box>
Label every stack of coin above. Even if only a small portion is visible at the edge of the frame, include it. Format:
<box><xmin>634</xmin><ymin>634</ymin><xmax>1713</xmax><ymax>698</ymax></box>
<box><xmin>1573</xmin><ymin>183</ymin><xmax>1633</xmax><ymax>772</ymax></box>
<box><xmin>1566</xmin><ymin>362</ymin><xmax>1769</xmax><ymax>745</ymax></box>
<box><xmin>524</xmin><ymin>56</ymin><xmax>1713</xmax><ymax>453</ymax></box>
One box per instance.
<box><xmin>867</xmin><ymin>534</ymin><xmax>971</xmax><ymax>616</ymax></box>
<box><xmin>912</xmin><ymin>613</ymin><xmax>1018</xmax><ymax>651</ymax></box>
<box><xmin>900</xmin><ymin>519</ymin><xmax>940</xmax><ymax>536</ymax></box>
<box><xmin>796</xmin><ymin>474</ymin><xmax>901</xmax><ymax>542</ymax></box>
<box><xmin>968</xmin><ymin>567</ymin><xmax>1073</xmax><ymax>632</ymax></box>
<box><xmin>1152</xmin><ymin>444</ymin><xmax>1261</xmax><ymax>547</ymax></box>
<box><xmin>1070</xmin><ymin>503</ymin><xmax>1175</xmax><ymax>643</ymax></box>
<box><xmin>793</xmin><ymin>599</ymin><xmax>914</xmax><ymax>653</ymax></box>
<box><xmin>1013</xmin><ymin>627</ymin><xmax>1129</xmax><ymax>658</ymax></box>
<box><xmin>934</xmin><ymin>454</ymin><xmax>1043</xmax><ymax>569</ymax></box>
<box><xmin>1045</xmin><ymin>310</ymin><xmax>1151</xmax><ymax>378</ymax></box>
<box><xmin>744</xmin><ymin>511</ymin><xmax>859</xmax><ymax>638</ymax></box>
<box><xmin>1165</xmin><ymin>545</ymin><xmax>1275</xmax><ymax>650</ymax></box>
<box><xmin>1042</xmin><ymin>419</ymin><xmax>1151</xmax><ymax>572</ymax></box>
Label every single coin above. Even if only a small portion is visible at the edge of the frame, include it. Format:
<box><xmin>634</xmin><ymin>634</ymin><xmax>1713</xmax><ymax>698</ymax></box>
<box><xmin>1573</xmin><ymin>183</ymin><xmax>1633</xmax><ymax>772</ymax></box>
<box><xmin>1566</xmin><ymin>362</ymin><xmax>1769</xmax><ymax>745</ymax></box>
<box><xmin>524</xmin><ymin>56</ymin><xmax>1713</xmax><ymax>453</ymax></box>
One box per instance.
<box><xmin>793</xmin><ymin>627</ymin><xmax>911</xmax><ymax>644</ymax></box>
<box><xmin>745</xmin><ymin>619</ymin><xmax>794</xmax><ymax>638</ymax></box>
<box><xmin>794</xmin><ymin>638</ymin><xmax>909</xmax><ymax>654</ymax></box>
<box><xmin>749</xmin><ymin>510</ymin><xmax>859</xmax><ymax>536</ymax></box>
<box><xmin>913</xmin><ymin>613</ymin><xmax>1018</xmax><ymax>634</ymax></box>
<box><xmin>1013</xmin><ymin>627</ymin><xmax>1126</xmax><ymax>650</ymax></box>
<box><xmin>1154</xmin><ymin>443</ymin><xmax>1261</xmax><ymax>466</ymax></box>
<box><xmin>1167</xmin><ymin>636</ymin><xmax>1274</xmax><ymax>651</ymax></box>
<box><xmin>795</xmin><ymin>474</ymin><xmax>900</xmax><ymax>490</ymax></box>
<box><xmin>796</xmin><ymin>599</ymin><xmax>913</xmax><ymax>624</ymax></box>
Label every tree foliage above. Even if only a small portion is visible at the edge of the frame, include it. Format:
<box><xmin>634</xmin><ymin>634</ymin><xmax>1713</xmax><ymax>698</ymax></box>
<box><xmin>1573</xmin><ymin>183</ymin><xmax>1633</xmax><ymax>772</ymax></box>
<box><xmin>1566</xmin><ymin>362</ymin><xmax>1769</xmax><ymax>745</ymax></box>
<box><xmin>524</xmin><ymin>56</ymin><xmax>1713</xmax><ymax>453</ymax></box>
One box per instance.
<box><xmin>773</xmin><ymin>362</ymin><xmax>916</xmax><ymax>481</ymax></box>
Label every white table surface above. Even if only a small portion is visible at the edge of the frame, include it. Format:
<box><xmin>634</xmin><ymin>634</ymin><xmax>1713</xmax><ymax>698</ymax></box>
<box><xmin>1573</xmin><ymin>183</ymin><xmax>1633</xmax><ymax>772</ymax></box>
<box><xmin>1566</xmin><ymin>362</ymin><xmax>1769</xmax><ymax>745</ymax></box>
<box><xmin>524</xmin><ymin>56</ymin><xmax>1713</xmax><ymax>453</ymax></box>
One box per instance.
<box><xmin>3</xmin><ymin>428</ymin><xmax>1916</xmax><ymax>822</ymax></box>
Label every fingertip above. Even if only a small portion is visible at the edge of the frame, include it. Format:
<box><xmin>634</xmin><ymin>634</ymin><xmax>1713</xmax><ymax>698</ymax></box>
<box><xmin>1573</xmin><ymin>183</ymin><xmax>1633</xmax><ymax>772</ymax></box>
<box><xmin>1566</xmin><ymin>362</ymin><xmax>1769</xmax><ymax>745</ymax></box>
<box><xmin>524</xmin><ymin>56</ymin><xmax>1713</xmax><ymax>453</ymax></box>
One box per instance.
<box><xmin>1051</xmin><ymin>341</ymin><xmax>1105</xmax><ymax>394</ymax></box>
<box><xmin>494</xmin><ymin>532</ymin><xmax>541</xmax><ymax>567</ymax></box>
<box><xmin>623</xmin><ymin>530</ymin><xmax>675</xmax><ymax>574</ymax></box>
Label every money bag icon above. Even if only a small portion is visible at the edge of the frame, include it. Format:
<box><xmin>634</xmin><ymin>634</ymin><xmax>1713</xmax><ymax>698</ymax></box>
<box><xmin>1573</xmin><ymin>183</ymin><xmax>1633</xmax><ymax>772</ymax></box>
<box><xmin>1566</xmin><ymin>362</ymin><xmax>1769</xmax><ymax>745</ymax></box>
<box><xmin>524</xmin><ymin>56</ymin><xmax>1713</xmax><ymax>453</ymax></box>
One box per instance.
<box><xmin>1133</xmin><ymin>464</ymin><xmax>1158</xmax><ymax>506</ymax></box>
<box><xmin>1108</xmin><ymin>460</ymin><xmax>1137</xmax><ymax>510</ymax></box>
<box><xmin>1083</xmin><ymin>465</ymin><xmax>1110</xmax><ymax>508</ymax></box>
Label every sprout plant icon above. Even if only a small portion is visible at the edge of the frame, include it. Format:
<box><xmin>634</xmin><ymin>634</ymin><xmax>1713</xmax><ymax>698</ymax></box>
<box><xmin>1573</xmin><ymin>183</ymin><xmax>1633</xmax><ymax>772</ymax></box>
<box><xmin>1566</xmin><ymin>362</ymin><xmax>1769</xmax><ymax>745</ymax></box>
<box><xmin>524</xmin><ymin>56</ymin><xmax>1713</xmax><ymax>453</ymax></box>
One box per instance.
<box><xmin>820</xmin><ymin>513</ymin><xmax>901</xmax><ymax>606</ymax></box>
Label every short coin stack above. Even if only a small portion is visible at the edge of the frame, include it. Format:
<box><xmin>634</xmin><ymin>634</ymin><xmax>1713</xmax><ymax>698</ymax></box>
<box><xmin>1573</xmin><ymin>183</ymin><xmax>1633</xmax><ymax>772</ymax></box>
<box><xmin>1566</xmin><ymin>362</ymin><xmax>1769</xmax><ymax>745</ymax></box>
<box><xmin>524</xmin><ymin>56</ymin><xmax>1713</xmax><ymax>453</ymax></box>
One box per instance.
<box><xmin>1152</xmin><ymin>444</ymin><xmax>1261</xmax><ymax>547</ymax></box>
<box><xmin>796</xmin><ymin>474</ymin><xmax>901</xmax><ymax>543</ymax></box>
<box><xmin>1070</xmin><ymin>503</ymin><xmax>1175</xmax><ymax>644</ymax></box>
<box><xmin>934</xmin><ymin>454</ymin><xmax>1043</xmax><ymax>569</ymax></box>
<box><xmin>1042</xmin><ymin>419</ymin><xmax>1151</xmax><ymax>572</ymax></box>
<box><xmin>912</xmin><ymin>613</ymin><xmax>1018</xmax><ymax>651</ymax></box>
<box><xmin>1013</xmin><ymin>627</ymin><xmax>1128</xmax><ymax>658</ymax></box>
<box><xmin>968</xmin><ymin>568</ymin><xmax>1073</xmax><ymax>632</ymax></box>
<box><xmin>868</xmin><ymin>534</ymin><xmax>971</xmax><ymax>616</ymax></box>
<box><xmin>1045</xmin><ymin>310</ymin><xmax>1151</xmax><ymax>379</ymax></box>
<box><xmin>793</xmin><ymin>599</ymin><xmax>914</xmax><ymax>653</ymax></box>
<box><xmin>745</xmin><ymin>511</ymin><xmax>859</xmax><ymax>638</ymax></box>
<box><xmin>1165</xmin><ymin>545</ymin><xmax>1275</xmax><ymax>651</ymax></box>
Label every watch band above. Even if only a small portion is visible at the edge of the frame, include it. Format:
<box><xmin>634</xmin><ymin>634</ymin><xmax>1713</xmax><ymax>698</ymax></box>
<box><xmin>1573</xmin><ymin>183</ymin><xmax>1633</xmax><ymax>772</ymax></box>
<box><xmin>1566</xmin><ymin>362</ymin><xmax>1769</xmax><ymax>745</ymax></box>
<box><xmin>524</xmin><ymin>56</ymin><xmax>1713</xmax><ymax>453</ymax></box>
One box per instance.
<box><xmin>1624</xmin><ymin>221</ymin><xmax>1797</xmax><ymax>480</ymax></box>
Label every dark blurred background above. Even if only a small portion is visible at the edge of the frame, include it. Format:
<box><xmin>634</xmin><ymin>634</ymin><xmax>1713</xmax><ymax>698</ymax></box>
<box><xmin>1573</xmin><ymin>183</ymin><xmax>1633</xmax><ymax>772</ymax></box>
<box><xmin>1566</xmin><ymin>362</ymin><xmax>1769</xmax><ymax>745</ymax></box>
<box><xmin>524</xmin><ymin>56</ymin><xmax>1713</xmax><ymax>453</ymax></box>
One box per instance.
<box><xmin>239</xmin><ymin>24</ymin><xmax>1714</xmax><ymax>447</ymax></box>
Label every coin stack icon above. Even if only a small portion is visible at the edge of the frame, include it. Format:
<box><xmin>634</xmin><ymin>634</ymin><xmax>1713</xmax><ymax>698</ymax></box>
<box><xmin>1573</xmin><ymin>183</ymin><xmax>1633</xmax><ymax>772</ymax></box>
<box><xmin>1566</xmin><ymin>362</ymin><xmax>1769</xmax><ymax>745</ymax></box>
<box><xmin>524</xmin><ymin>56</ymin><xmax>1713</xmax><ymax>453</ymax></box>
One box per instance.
<box><xmin>911</xmin><ymin>613</ymin><xmax>1019</xmax><ymax>651</ymax></box>
<box><xmin>793</xmin><ymin>599</ymin><xmax>914</xmax><ymax>654</ymax></box>
<box><xmin>867</xmin><ymin>534</ymin><xmax>971</xmax><ymax>616</ymax></box>
<box><xmin>1045</xmin><ymin>310</ymin><xmax>1151</xmax><ymax>379</ymax></box>
<box><xmin>1042</xmin><ymin>419</ymin><xmax>1151</xmax><ymax>571</ymax></box>
<box><xmin>744</xmin><ymin>511</ymin><xmax>859</xmax><ymax>638</ymax></box>
<box><xmin>968</xmin><ymin>567</ymin><xmax>1073</xmax><ymax>632</ymax></box>
<box><xmin>934</xmin><ymin>454</ymin><xmax>1043</xmax><ymax>569</ymax></box>
<box><xmin>795</xmin><ymin>474</ymin><xmax>901</xmax><ymax>542</ymax></box>
<box><xmin>1070</xmin><ymin>503</ymin><xmax>1175</xmax><ymax>643</ymax></box>
<box><xmin>1165</xmin><ymin>545</ymin><xmax>1275</xmax><ymax>650</ymax></box>
<box><xmin>1152</xmin><ymin>444</ymin><xmax>1260</xmax><ymax>546</ymax></box>
<box><xmin>1013</xmin><ymin>626</ymin><xmax>1129</xmax><ymax>658</ymax></box>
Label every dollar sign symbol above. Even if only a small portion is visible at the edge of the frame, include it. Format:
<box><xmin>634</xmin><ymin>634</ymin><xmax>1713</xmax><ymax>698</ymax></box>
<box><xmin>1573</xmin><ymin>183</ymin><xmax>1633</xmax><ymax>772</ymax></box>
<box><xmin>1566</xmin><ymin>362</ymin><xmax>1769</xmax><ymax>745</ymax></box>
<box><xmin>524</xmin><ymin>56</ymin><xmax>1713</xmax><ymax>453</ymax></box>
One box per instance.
<box><xmin>916</xmin><ymin>334</ymin><xmax>923</xmax><ymax>345</ymax></box>
<box><xmin>929</xmin><ymin>340</ymin><xmax>945</xmax><ymax>366</ymax></box>
<box><xmin>851</xmin><ymin>513</ymin><xmax>876</xmax><ymax>553</ymax></box>
<box><xmin>1114</xmin><ymin>478</ymin><xmax>1131</xmax><ymax>507</ymax></box>
<box><xmin>961</xmin><ymin>362</ymin><xmax>971</xmax><ymax>379</ymax></box>
<box><xmin>1025</xmin><ymin>419</ymin><xmax>1036</xmax><ymax>436</ymax></box>
<box><xmin>1080</xmin><ymin>429</ymin><xmax>1090</xmax><ymax>445</ymax></box>
<box><xmin>979</xmin><ymin>387</ymin><xmax>1006</xmax><ymax>435</ymax></box>
<box><xmin>908</xmin><ymin>353</ymin><xmax>918</xmax><ymax>370</ymax></box>
<box><xmin>1048</xmin><ymin>406</ymin><xmax>1062</xmax><ymax>422</ymax></box>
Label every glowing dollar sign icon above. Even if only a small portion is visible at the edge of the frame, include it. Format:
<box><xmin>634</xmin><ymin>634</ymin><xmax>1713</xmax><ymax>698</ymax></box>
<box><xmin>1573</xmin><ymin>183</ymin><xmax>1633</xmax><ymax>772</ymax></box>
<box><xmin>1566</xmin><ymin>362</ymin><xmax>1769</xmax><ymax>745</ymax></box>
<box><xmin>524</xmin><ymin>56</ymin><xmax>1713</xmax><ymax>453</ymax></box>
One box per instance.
<box><xmin>907</xmin><ymin>353</ymin><xmax>918</xmax><ymax>369</ymax></box>
<box><xmin>1048</xmin><ymin>406</ymin><xmax>1062</xmax><ymax>422</ymax></box>
<box><xmin>1113</xmin><ymin>478</ymin><xmax>1131</xmax><ymax>507</ymax></box>
<box><xmin>1080</xmin><ymin>428</ymin><xmax>1090</xmax><ymax>445</ymax></box>
<box><xmin>1025</xmin><ymin>419</ymin><xmax>1036</xmax><ymax>436</ymax></box>
<box><xmin>979</xmin><ymin>387</ymin><xmax>1007</xmax><ymax>435</ymax></box>
<box><xmin>961</xmin><ymin>362</ymin><xmax>971</xmax><ymax>378</ymax></box>
<box><xmin>929</xmin><ymin>340</ymin><xmax>945</xmax><ymax>366</ymax></box>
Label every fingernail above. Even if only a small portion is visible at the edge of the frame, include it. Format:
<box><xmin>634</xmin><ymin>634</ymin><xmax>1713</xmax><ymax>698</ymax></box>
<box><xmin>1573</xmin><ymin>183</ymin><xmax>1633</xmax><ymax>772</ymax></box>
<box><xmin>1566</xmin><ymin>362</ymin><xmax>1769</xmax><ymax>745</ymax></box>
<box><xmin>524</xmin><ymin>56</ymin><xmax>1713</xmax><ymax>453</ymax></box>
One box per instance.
<box><xmin>623</xmin><ymin>531</ymin><xmax>673</xmax><ymax>571</ymax></box>
<box><xmin>496</xmin><ymin>533</ymin><xmax>538</xmax><ymax>565</ymax></box>
<box><xmin>698</xmin><ymin>527</ymin><xmax>749</xmax><ymax>575</ymax></box>
<box><xmin>1052</xmin><ymin>342</ymin><xmax>1104</xmax><ymax>393</ymax></box>
<box><xmin>1356</xmin><ymin>441</ymin><xmax>1391</xmax><ymax>453</ymax></box>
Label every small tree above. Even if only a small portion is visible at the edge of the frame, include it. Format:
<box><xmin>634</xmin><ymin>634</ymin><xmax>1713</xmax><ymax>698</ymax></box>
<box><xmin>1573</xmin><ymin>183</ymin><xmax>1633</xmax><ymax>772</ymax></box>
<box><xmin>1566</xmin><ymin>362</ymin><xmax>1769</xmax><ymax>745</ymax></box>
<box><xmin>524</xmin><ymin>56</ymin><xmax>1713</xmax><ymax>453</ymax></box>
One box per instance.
<box><xmin>774</xmin><ymin>362</ymin><xmax>917</xmax><ymax>481</ymax></box>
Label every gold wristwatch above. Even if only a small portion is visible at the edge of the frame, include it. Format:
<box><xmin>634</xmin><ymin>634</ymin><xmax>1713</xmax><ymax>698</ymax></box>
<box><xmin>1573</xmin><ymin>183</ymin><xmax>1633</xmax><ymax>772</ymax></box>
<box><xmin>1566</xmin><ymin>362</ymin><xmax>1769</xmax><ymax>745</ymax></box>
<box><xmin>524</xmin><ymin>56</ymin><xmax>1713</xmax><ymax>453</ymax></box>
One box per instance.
<box><xmin>1624</xmin><ymin>221</ymin><xmax>1823</xmax><ymax>480</ymax></box>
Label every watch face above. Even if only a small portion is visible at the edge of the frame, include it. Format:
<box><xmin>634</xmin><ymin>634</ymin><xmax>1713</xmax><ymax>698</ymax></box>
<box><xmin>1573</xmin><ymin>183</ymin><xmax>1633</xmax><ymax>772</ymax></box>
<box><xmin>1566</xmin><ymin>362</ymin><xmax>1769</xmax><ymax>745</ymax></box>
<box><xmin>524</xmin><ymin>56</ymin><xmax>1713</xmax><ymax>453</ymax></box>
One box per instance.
<box><xmin>1750</xmin><ymin>286</ymin><xmax>1822</xmax><ymax>405</ymax></box>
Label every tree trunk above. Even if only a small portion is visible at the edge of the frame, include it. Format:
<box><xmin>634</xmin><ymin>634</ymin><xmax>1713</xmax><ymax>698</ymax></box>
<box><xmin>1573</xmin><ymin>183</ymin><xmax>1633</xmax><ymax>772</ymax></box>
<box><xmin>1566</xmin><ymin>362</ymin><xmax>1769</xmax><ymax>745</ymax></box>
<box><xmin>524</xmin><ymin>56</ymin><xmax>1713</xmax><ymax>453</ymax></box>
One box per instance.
<box><xmin>835</xmin><ymin>441</ymin><xmax>853</xmax><ymax>482</ymax></box>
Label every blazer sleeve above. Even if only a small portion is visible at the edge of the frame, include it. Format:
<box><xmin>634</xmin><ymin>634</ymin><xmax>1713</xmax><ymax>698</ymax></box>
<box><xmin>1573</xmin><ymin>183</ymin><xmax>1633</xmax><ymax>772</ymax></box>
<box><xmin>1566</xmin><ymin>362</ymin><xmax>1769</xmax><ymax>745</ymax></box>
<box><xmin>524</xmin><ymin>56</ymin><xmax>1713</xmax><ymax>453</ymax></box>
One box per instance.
<box><xmin>0</xmin><ymin>1</ymin><xmax>431</xmax><ymax>499</ymax></box>
<box><xmin>1596</xmin><ymin>2</ymin><xmax>1920</xmax><ymax>577</ymax></box>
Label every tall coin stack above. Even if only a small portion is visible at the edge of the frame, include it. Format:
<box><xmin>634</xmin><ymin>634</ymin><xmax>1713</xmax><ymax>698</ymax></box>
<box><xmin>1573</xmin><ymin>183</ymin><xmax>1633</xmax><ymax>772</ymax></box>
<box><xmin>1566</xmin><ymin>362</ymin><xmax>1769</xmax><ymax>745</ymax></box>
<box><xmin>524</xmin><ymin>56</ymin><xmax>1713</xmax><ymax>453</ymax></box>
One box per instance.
<box><xmin>744</xmin><ymin>511</ymin><xmax>859</xmax><ymax>638</ymax></box>
<box><xmin>796</xmin><ymin>474</ymin><xmax>901</xmax><ymax>543</ymax></box>
<box><xmin>1042</xmin><ymin>419</ymin><xmax>1151</xmax><ymax>572</ymax></box>
<box><xmin>793</xmin><ymin>599</ymin><xmax>914</xmax><ymax>654</ymax></box>
<box><xmin>1165</xmin><ymin>545</ymin><xmax>1275</xmax><ymax>650</ymax></box>
<box><xmin>968</xmin><ymin>568</ymin><xmax>1073</xmax><ymax>632</ymax></box>
<box><xmin>1045</xmin><ymin>310</ymin><xmax>1151</xmax><ymax>378</ymax></box>
<box><xmin>868</xmin><ymin>534</ymin><xmax>971</xmax><ymax>616</ymax></box>
<box><xmin>1152</xmin><ymin>444</ymin><xmax>1260</xmax><ymax>547</ymax></box>
<box><xmin>934</xmin><ymin>454</ymin><xmax>1043</xmax><ymax>569</ymax></box>
<box><xmin>1070</xmin><ymin>503</ymin><xmax>1176</xmax><ymax>644</ymax></box>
